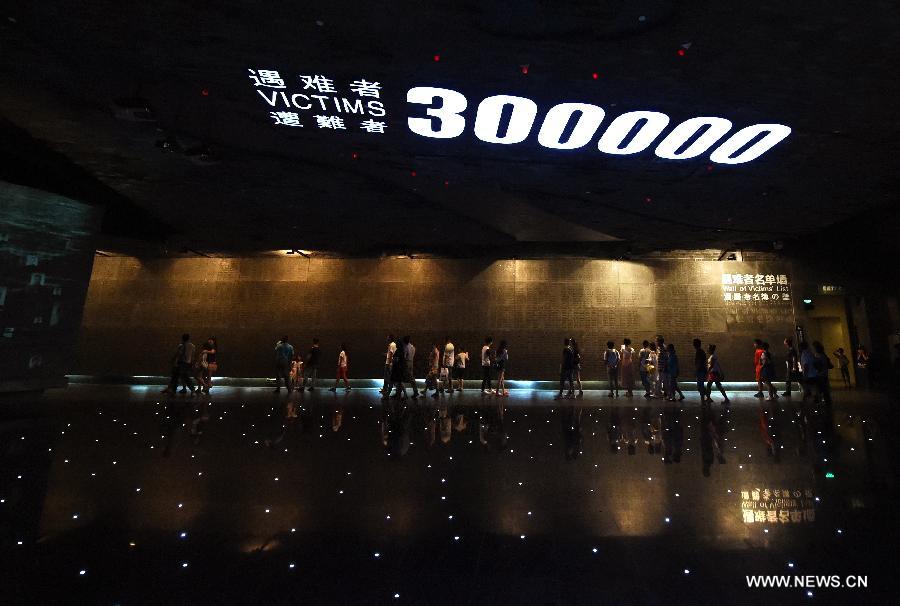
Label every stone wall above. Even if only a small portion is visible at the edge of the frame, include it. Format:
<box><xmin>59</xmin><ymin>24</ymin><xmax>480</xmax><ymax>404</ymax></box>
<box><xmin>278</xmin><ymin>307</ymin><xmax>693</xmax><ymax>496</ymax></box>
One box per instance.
<box><xmin>74</xmin><ymin>256</ymin><xmax>798</xmax><ymax>381</ymax></box>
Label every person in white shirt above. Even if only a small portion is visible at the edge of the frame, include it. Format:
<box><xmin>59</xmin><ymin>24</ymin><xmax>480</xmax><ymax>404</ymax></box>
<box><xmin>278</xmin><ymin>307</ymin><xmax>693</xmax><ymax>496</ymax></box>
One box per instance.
<box><xmin>454</xmin><ymin>348</ymin><xmax>469</xmax><ymax>391</ymax></box>
<box><xmin>481</xmin><ymin>336</ymin><xmax>494</xmax><ymax>393</ymax></box>
<box><xmin>620</xmin><ymin>338</ymin><xmax>635</xmax><ymax>397</ymax></box>
<box><xmin>402</xmin><ymin>336</ymin><xmax>419</xmax><ymax>397</ymax></box>
<box><xmin>330</xmin><ymin>344</ymin><xmax>350</xmax><ymax>392</ymax></box>
<box><xmin>381</xmin><ymin>335</ymin><xmax>396</xmax><ymax>398</ymax></box>
<box><xmin>441</xmin><ymin>337</ymin><xmax>455</xmax><ymax>394</ymax></box>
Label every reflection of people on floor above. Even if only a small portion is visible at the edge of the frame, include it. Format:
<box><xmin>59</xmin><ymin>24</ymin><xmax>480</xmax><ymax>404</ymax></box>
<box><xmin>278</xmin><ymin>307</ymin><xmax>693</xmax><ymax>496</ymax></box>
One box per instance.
<box><xmin>758</xmin><ymin>400</ymin><xmax>782</xmax><ymax>462</ymax></box>
<box><xmin>641</xmin><ymin>406</ymin><xmax>662</xmax><ymax>454</ymax></box>
<box><xmin>621</xmin><ymin>407</ymin><xmax>639</xmax><ymax>455</ymax></box>
<box><xmin>265</xmin><ymin>399</ymin><xmax>301</xmax><ymax>450</ymax></box>
<box><xmin>380</xmin><ymin>400</ymin><xmax>412</xmax><ymax>455</ymax></box>
<box><xmin>332</xmin><ymin>405</ymin><xmax>343</xmax><ymax>432</ymax></box>
<box><xmin>477</xmin><ymin>402</ymin><xmax>507</xmax><ymax>450</ymax></box>
<box><xmin>700</xmin><ymin>403</ymin><xmax>726</xmax><ymax>476</ymax></box>
<box><xmin>561</xmin><ymin>406</ymin><xmax>583</xmax><ymax>460</ymax></box>
<box><xmin>662</xmin><ymin>406</ymin><xmax>683</xmax><ymax>464</ymax></box>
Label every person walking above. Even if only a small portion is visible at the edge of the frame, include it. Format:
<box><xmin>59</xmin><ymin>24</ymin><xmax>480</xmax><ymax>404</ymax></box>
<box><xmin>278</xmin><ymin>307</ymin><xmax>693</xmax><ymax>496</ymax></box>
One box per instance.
<box><xmin>382</xmin><ymin>335</ymin><xmax>397</xmax><ymax>396</ymax></box>
<box><xmin>855</xmin><ymin>346</ymin><xmax>870</xmax><ymax>389</ymax></box>
<box><xmin>693</xmin><ymin>338</ymin><xmax>707</xmax><ymax>401</ymax></box>
<box><xmin>290</xmin><ymin>351</ymin><xmax>304</xmax><ymax>391</ymax></box>
<box><xmin>556</xmin><ymin>338</ymin><xmax>575</xmax><ymax>399</ymax></box>
<box><xmin>454</xmin><ymin>346</ymin><xmax>468</xmax><ymax>392</ymax></box>
<box><xmin>481</xmin><ymin>337</ymin><xmax>494</xmax><ymax>394</ymax></box>
<box><xmin>665</xmin><ymin>343</ymin><xmax>681</xmax><ymax>402</ymax></box>
<box><xmin>426</xmin><ymin>342</ymin><xmax>441</xmax><ymax>398</ymax></box>
<box><xmin>303</xmin><ymin>338</ymin><xmax>321</xmax><ymax>391</ymax></box>
<box><xmin>783</xmin><ymin>337</ymin><xmax>800</xmax><ymax>397</ymax></box>
<box><xmin>705</xmin><ymin>344</ymin><xmax>730</xmax><ymax>404</ymax></box>
<box><xmin>814</xmin><ymin>341</ymin><xmax>834</xmax><ymax>405</ymax></box>
<box><xmin>196</xmin><ymin>338</ymin><xmax>217</xmax><ymax>394</ymax></box>
<box><xmin>403</xmin><ymin>336</ymin><xmax>419</xmax><ymax>398</ymax></box>
<box><xmin>620</xmin><ymin>338</ymin><xmax>635</xmax><ymax>397</ymax></box>
<box><xmin>329</xmin><ymin>344</ymin><xmax>351</xmax><ymax>392</ymax></box>
<box><xmin>799</xmin><ymin>341</ymin><xmax>819</xmax><ymax>403</ymax></box>
<box><xmin>638</xmin><ymin>340</ymin><xmax>652</xmax><ymax>398</ymax></box>
<box><xmin>656</xmin><ymin>336</ymin><xmax>669</xmax><ymax>399</ymax></box>
<box><xmin>162</xmin><ymin>333</ymin><xmax>197</xmax><ymax>395</ymax></box>
<box><xmin>388</xmin><ymin>338</ymin><xmax>408</xmax><ymax>399</ymax></box>
<box><xmin>494</xmin><ymin>340</ymin><xmax>509</xmax><ymax>396</ymax></box>
<box><xmin>603</xmin><ymin>341</ymin><xmax>620</xmax><ymax>397</ymax></box>
<box><xmin>833</xmin><ymin>347</ymin><xmax>851</xmax><ymax>388</ymax></box>
<box><xmin>442</xmin><ymin>337</ymin><xmax>455</xmax><ymax>394</ymax></box>
<box><xmin>648</xmin><ymin>342</ymin><xmax>660</xmax><ymax>398</ymax></box>
<box><xmin>753</xmin><ymin>339</ymin><xmax>765</xmax><ymax>397</ymax></box>
<box><xmin>760</xmin><ymin>342</ymin><xmax>778</xmax><ymax>400</ymax></box>
<box><xmin>572</xmin><ymin>339</ymin><xmax>584</xmax><ymax>398</ymax></box>
<box><xmin>273</xmin><ymin>336</ymin><xmax>294</xmax><ymax>393</ymax></box>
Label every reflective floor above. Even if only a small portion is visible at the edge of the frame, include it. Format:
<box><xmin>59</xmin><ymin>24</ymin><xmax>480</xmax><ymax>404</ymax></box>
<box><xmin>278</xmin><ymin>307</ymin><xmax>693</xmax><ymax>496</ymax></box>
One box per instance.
<box><xmin>1</xmin><ymin>385</ymin><xmax>897</xmax><ymax>604</ymax></box>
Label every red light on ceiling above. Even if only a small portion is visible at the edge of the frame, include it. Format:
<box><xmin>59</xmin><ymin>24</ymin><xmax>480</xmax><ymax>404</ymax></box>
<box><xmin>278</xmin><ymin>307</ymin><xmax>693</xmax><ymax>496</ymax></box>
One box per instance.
<box><xmin>644</xmin><ymin>197</ymin><xmax>652</xmax><ymax>203</ymax></box>
<box><xmin>677</xmin><ymin>49</ymin><xmax>686</xmax><ymax>56</ymax></box>
<box><xmin>592</xmin><ymin>72</ymin><xmax>599</xmax><ymax>80</ymax></box>
<box><xmin>706</xmin><ymin>164</ymin><xmax>713</xmax><ymax>171</ymax></box>
<box><xmin>520</xmin><ymin>64</ymin><xmax>529</xmax><ymax>74</ymax></box>
<box><xmin>410</xmin><ymin>171</ymin><xmax>417</xmax><ymax>177</ymax></box>
<box><xmin>201</xmin><ymin>88</ymin><xmax>209</xmax><ymax>96</ymax></box>
<box><xmin>433</xmin><ymin>54</ymin><xmax>440</xmax><ymax>62</ymax></box>
<box><xmin>443</xmin><ymin>180</ymin><xmax>449</xmax><ymax>187</ymax></box>
<box><xmin>351</xmin><ymin>152</ymin><xmax>359</xmax><ymax>159</ymax></box>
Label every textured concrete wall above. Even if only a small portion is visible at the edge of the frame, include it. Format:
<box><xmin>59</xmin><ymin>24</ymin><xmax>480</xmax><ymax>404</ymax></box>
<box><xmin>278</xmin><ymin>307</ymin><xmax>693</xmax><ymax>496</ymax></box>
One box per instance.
<box><xmin>75</xmin><ymin>256</ymin><xmax>798</xmax><ymax>381</ymax></box>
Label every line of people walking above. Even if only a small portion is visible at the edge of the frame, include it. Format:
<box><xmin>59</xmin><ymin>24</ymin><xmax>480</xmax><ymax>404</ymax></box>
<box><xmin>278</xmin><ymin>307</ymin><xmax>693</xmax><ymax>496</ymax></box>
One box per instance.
<box><xmin>159</xmin><ymin>332</ymin><xmax>849</xmax><ymax>406</ymax></box>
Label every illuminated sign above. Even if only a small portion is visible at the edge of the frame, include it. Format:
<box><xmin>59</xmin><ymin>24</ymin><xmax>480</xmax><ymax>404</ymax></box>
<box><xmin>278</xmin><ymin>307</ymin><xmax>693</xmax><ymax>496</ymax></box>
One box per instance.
<box><xmin>722</xmin><ymin>273</ymin><xmax>791</xmax><ymax>303</ymax></box>
<box><xmin>248</xmin><ymin>68</ymin><xmax>791</xmax><ymax>164</ymax></box>
<box><xmin>740</xmin><ymin>487</ymin><xmax>816</xmax><ymax>524</ymax></box>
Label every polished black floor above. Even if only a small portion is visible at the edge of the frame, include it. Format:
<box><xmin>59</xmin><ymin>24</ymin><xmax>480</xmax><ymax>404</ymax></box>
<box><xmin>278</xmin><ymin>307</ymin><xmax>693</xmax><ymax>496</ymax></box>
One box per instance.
<box><xmin>1</xmin><ymin>385</ymin><xmax>897</xmax><ymax>605</ymax></box>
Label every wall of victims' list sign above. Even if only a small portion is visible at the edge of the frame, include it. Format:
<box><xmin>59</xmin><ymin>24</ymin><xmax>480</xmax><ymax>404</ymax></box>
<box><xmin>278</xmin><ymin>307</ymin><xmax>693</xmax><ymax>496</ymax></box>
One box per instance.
<box><xmin>75</xmin><ymin>257</ymin><xmax>799</xmax><ymax>381</ymax></box>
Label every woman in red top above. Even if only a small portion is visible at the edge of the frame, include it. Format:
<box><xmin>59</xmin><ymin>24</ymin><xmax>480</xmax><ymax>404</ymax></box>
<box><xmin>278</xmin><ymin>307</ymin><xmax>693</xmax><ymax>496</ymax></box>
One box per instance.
<box><xmin>753</xmin><ymin>339</ymin><xmax>764</xmax><ymax>397</ymax></box>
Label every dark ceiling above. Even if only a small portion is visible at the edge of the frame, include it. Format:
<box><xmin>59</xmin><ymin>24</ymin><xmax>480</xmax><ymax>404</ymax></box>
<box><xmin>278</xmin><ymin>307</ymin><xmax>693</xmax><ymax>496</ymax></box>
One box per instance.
<box><xmin>0</xmin><ymin>1</ymin><xmax>898</xmax><ymax>256</ymax></box>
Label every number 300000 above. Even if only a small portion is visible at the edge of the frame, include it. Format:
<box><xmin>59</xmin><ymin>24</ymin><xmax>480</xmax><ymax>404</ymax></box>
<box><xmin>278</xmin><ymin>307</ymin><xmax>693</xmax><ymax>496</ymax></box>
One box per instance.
<box><xmin>406</xmin><ymin>87</ymin><xmax>790</xmax><ymax>165</ymax></box>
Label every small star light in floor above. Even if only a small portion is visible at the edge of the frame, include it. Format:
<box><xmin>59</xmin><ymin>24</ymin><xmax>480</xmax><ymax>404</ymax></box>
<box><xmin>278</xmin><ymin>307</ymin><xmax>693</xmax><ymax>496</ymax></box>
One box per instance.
<box><xmin>788</xmin><ymin>562</ymin><xmax>795</xmax><ymax>568</ymax></box>
<box><xmin>807</xmin><ymin>591</ymin><xmax>814</xmax><ymax>598</ymax></box>
<box><xmin>665</xmin><ymin>517</ymin><xmax>670</xmax><ymax>523</ymax></box>
<box><xmin>683</xmin><ymin>569</ymin><xmax>690</xmax><ymax>575</ymax></box>
<box><xmin>79</xmin><ymin>570</ymin><xmax>86</xmax><ymax>576</ymax></box>
<box><xmin>180</xmin><ymin>532</ymin><xmax>187</xmax><ymax>539</ymax></box>
<box><xmin>453</xmin><ymin>536</ymin><xmax>460</xmax><ymax>541</ymax></box>
<box><xmin>394</xmin><ymin>594</ymin><xmax>400</xmax><ymax>599</ymax></box>
<box><xmin>181</xmin><ymin>562</ymin><xmax>189</xmax><ymax>568</ymax></box>
<box><xmin>178</xmin><ymin>503</ymin><xmax>183</xmax><ymax>508</ymax></box>
<box><xmin>520</xmin><ymin>534</ymin><xmax>526</xmax><ymax>540</ymax></box>
<box><xmin>374</xmin><ymin>552</ymin><xmax>380</xmax><ymax>558</ymax></box>
<box><xmin>592</xmin><ymin>547</ymin><xmax>598</xmax><ymax>553</ymax></box>
<box><xmin>289</xmin><ymin>562</ymin><xmax>296</xmax><ymax>569</ymax></box>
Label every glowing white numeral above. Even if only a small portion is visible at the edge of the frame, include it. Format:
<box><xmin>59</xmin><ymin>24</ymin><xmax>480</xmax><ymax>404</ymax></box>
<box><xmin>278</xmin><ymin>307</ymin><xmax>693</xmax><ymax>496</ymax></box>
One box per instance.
<box><xmin>473</xmin><ymin>95</ymin><xmax>538</xmax><ymax>144</ymax></box>
<box><xmin>406</xmin><ymin>87</ymin><xmax>467</xmax><ymax>139</ymax></box>
<box><xmin>709</xmin><ymin>124</ymin><xmax>792</xmax><ymax>164</ymax></box>
<box><xmin>537</xmin><ymin>103</ymin><xmax>605</xmax><ymax>150</ymax></box>
<box><xmin>655</xmin><ymin>117</ymin><xmax>732</xmax><ymax>160</ymax></box>
<box><xmin>597</xmin><ymin>111</ymin><xmax>670</xmax><ymax>155</ymax></box>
